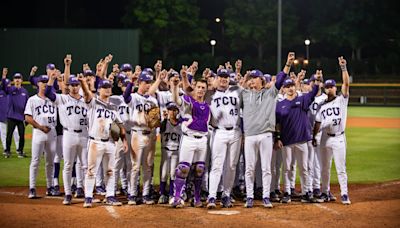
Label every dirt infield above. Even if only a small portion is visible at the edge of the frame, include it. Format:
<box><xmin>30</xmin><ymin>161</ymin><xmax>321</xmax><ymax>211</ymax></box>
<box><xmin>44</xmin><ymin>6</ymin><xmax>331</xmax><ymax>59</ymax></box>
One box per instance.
<box><xmin>347</xmin><ymin>117</ymin><xmax>400</xmax><ymax>128</ymax></box>
<box><xmin>0</xmin><ymin>181</ymin><xmax>399</xmax><ymax>228</ymax></box>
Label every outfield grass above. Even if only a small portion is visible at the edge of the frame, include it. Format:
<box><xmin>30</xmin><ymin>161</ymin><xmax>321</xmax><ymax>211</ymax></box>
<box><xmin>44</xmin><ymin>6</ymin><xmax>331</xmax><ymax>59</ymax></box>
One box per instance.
<box><xmin>0</xmin><ymin>107</ymin><xmax>399</xmax><ymax>187</ymax></box>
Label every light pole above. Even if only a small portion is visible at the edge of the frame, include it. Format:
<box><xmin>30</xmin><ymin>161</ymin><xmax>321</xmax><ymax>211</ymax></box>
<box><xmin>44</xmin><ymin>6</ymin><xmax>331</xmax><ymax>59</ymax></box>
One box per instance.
<box><xmin>210</xmin><ymin>40</ymin><xmax>216</xmax><ymax>57</ymax></box>
<box><xmin>305</xmin><ymin>39</ymin><xmax>310</xmax><ymax>60</ymax></box>
<box><xmin>277</xmin><ymin>0</ymin><xmax>282</xmax><ymax>73</ymax></box>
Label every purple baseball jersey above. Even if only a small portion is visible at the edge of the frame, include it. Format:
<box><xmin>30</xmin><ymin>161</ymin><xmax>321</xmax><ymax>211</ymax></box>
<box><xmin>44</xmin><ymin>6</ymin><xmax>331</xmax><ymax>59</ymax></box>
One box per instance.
<box><xmin>180</xmin><ymin>95</ymin><xmax>210</xmax><ymax>134</ymax></box>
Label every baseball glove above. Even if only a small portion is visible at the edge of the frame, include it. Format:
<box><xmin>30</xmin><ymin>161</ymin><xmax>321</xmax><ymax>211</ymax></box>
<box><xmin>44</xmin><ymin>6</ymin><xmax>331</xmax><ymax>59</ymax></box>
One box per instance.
<box><xmin>145</xmin><ymin>107</ymin><xmax>161</xmax><ymax>129</ymax></box>
<box><xmin>110</xmin><ymin>122</ymin><xmax>121</xmax><ymax>141</ymax></box>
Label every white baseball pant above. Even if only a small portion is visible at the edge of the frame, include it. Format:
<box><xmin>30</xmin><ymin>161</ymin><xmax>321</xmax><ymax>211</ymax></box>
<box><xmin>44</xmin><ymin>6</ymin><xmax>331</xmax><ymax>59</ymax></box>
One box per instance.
<box><xmin>271</xmin><ymin>148</ymin><xmax>282</xmax><ymax>191</ymax></box>
<box><xmin>0</xmin><ymin>121</ymin><xmax>19</xmax><ymax>150</ymax></box>
<box><xmin>84</xmin><ymin>139</ymin><xmax>116</xmax><ymax>198</ymax></box>
<box><xmin>282</xmin><ymin>142</ymin><xmax>309</xmax><ymax>195</ymax></box>
<box><xmin>114</xmin><ymin>133</ymin><xmax>132</xmax><ymax>192</ymax></box>
<box><xmin>208</xmin><ymin>128</ymin><xmax>242</xmax><ymax>198</ymax></box>
<box><xmin>312</xmin><ymin>131</ymin><xmax>322</xmax><ymax>190</ymax></box>
<box><xmin>244</xmin><ymin>132</ymin><xmax>273</xmax><ymax>199</ymax></box>
<box><xmin>320</xmin><ymin>134</ymin><xmax>348</xmax><ymax>196</ymax></box>
<box><xmin>62</xmin><ymin>130</ymin><xmax>88</xmax><ymax>196</ymax></box>
<box><xmin>29</xmin><ymin>128</ymin><xmax>56</xmax><ymax>189</ymax></box>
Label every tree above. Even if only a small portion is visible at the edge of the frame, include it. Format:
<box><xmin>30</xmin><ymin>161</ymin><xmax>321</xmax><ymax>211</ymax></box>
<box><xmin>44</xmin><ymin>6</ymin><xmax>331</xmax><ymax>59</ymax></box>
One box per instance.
<box><xmin>223</xmin><ymin>0</ymin><xmax>299</xmax><ymax>62</ymax></box>
<box><xmin>122</xmin><ymin>0</ymin><xmax>209</xmax><ymax>61</ymax></box>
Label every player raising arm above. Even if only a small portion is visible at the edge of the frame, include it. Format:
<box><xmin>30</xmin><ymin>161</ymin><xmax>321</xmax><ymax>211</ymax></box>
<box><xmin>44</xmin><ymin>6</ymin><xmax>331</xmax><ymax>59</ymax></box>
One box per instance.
<box><xmin>312</xmin><ymin>56</ymin><xmax>351</xmax><ymax>205</ymax></box>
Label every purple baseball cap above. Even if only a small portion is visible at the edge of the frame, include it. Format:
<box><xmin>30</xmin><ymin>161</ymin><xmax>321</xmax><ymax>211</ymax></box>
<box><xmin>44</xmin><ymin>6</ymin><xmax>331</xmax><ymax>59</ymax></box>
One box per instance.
<box><xmin>217</xmin><ymin>69</ymin><xmax>230</xmax><ymax>77</ymax></box>
<box><xmin>166</xmin><ymin>102</ymin><xmax>179</xmax><ymax>110</ymax></box>
<box><xmin>116</xmin><ymin>72</ymin><xmax>127</xmax><ymax>81</ymax></box>
<box><xmin>302</xmin><ymin>78</ymin><xmax>311</xmax><ymax>85</ymax></box>
<box><xmin>13</xmin><ymin>73</ymin><xmax>22</xmax><ymax>79</ymax></box>
<box><xmin>121</xmin><ymin>78</ymin><xmax>131</xmax><ymax>87</ymax></box>
<box><xmin>83</xmin><ymin>70</ymin><xmax>95</xmax><ymax>77</ymax></box>
<box><xmin>68</xmin><ymin>76</ymin><xmax>80</xmax><ymax>85</ymax></box>
<box><xmin>37</xmin><ymin>75</ymin><xmax>49</xmax><ymax>83</ymax></box>
<box><xmin>229</xmin><ymin>72</ymin><xmax>237</xmax><ymax>81</ymax></box>
<box><xmin>168</xmin><ymin>71</ymin><xmax>179</xmax><ymax>80</ymax></box>
<box><xmin>138</xmin><ymin>72</ymin><xmax>154</xmax><ymax>82</ymax></box>
<box><xmin>143</xmin><ymin>68</ymin><xmax>154</xmax><ymax>75</ymax></box>
<box><xmin>98</xmin><ymin>79</ymin><xmax>113</xmax><ymax>88</ymax></box>
<box><xmin>120</xmin><ymin>63</ymin><xmax>133</xmax><ymax>72</ymax></box>
<box><xmin>250</xmin><ymin>69</ymin><xmax>263</xmax><ymax>77</ymax></box>
<box><xmin>46</xmin><ymin>63</ymin><xmax>55</xmax><ymax>70</ymax></box>
<box><xmin>324</xmin><ymin>79</ymin><xmax>336</xmax><ymax>87</ymax></box>
<box><xmin>263</xmin><ymin>74</ymin><xmax>271</xmax><ymax>83</ymax></box>
<box><xmin>283</xmin><ymin>78</ymin><xmax>295</xmax><ymax>87</ymax></box>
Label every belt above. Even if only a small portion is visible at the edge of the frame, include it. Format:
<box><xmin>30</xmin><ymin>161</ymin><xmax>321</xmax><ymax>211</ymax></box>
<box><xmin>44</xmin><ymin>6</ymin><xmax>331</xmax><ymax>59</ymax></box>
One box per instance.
<box><xmin>327</xmin><ymin>131</ymin><xmax>344</xmax><ymax>137</ymax></box>
<box><xmin>183</xmin><ymin>132</ymin><xmax>203</xmax><ymax>139</ymax></box>
<box><xmin>132</xmin><ymin>129</ymin><xmax>151</xmax><ymax>135</ymax></box>
<box><xmin>163</xmin><ymin>147</ymin><xmax>179</xmax><ymax>152</ymax></box>
<box><xmin>214</xmin><ymin>126</ymin><xmax>234</xmax><ymax>131</ymax></box>
<box><xmin>63</xmin><ymin>127</ymin><xmax>83</xmax><ymax>133</ymax></box>
<box><xmin>89</xmin><ymin>136</ymin><xmax>109</xmax><ymax>142</ymax></box>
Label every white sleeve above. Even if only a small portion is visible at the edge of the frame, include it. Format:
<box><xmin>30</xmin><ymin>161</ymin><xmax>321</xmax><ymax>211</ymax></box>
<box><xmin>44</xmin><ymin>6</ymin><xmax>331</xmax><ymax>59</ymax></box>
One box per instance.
<box><xmin>24</xmin><ymin>97</ymin><xmax>33</xmax><ymax>116</ymax></box>
<box><xmin>315</xmin><ymin>108</ymin><xmax>322</xmax><ymax>122</ymax></box>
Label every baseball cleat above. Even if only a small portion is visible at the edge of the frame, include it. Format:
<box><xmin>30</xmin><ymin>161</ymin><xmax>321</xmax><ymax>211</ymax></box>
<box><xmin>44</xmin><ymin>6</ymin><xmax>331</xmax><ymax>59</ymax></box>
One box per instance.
<box><xmin>291</xmin><ymin>188</ymin><xmax>301</xmax><ymax>198</ymax></box>
<box><xmin>143</xmin><ymin>195</ymin><xmax>155</xmax><ymax>205</ymax></box>
<box><xmin>3</xmin><ymin>151</ymin><xmax>11</xmax><ymax>158</ymax></box>
<box><xmin>281</xmin><ymin>192</ymin><xmax>291</xmax><ymax>203</ymax></box>
<box><xmin>313</xmin><ymin>188</ymin><xmax>321</xmax><ymax>197</ymax></box>
<box><xmin>120</xmin><ymin>188</ymin><xmax>129</xmax><ymax>196</ymax></box>
<box><xmin>244</xmin><ymin>197</ymin><xmax>254</xmax><ymax>208</ymax></box>
<box><xmin>275</xmin><ymin>189</ymin><xmax>282</xmax><ymax>197</ymax></box>
<box><xmin>318</xmin><ymin>193</ymin><xmax>330</xmax><ymax>202</ymax></box>
<box><xmin>106</xmin><ymin>196</ymin><xmax>122</xmax><ymax>206</ymax></box>
<box><xmin>17</xmin><ymin>151</ymin><xmax>27</xmax><ymax>158</ymax></box>
<box><xmin>46</xmin><ymin>187</ymin><xmax>55</xmax><ymax>196</ymax></box>
<box><xmin>158</xmin><ymin>195</ymin><xmax>169</xmax><ymax>204</ymax></box>
<box><xmin>71</xmin><ymin>184</ymin><xmax>77</xmax><ymax>194</ymax></box>
<box><xmin>75</xmin><ymin>187</ymin><xmax>84</xmax><ymax>198</ymax></box>
<box><xmin>207</xmin><ymin>197</ymin><xmax>217</xmax><ymax>209</ymax></box>
<box><xmin>230</xmin><ymin>196</ymin><xmax>236</xmax><ymax>203</ymax></box>
<box><xmin>270</xmin><ymin>191</ymin><xmax>280</xmax><ymax>202</ymax></box>
<box><xmin>200</xmin><ymin>190</ymin><xmax>208</xmax><ymax>202</ymax></box>
<box><xmin>128</xmin><ymin>195</ymin><xmax>138</xmax><ymax>205</ymax></box>
<box><xmin>83</xmin><ymin>197</ymin><xmax>93</xmax><ymax>208</ymax></box>
<box><xmin>341</xmin><ymin>194</ymin><xmax>351</xmax><ymax>205</ymax></box>
<box><xmin>329</xmin><ymin>192</ymin><xmax>337</xmax><ymax>201</ymax></box>
<box><xmin>263</xmin><ymin>197</ymin><xmax>273</xmax><ymax>208</ymax></box>
<box><xmin>28</xmin><ymin>188</ymin><xmax>37</xmax><ymax>199</ymax></box>
<box><xmin>52</xmin><ymin>185</ymin><xmax>62</xmax><ymax>196</ymax></box>
<box><xmin>63</xmin><ymin>195</ymin><xmax>72</xmax><ymax>205</ymax></box>
<box><xmin>171</xmin><ymin>197</ymin><xmax>185</xmax><ymax>208</ymax></box>
<box><xmin>168</xmin><ymin>196</ymin><xmax>174</xmax><ymax>205</ymax></box>
<box><xmin>221</xmin><ymin>196</ymin><xmax>233</xmax><ymax>208</ymax></box>
<box><xmin>301</xmin><ymin>193</ymin><xmax>312</xmax><ymax>203</ymax></box>
<box><xmin>95</xmin><ymin>186</ymin><xmax>106</xmax><ymax>195</ymax></box>
<box><xmin>193</xmin><ymin>199</ymin><xmax>203</xmax><ymax>208</ymax></box>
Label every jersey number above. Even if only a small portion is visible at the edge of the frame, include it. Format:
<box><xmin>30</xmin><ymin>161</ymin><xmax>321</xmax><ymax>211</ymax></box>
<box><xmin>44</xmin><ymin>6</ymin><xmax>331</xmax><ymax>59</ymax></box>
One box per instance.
<box><xmin>80</xmin><ymin>119</ymin><xmax>88</xmax><ymax>126</ymax></box>
<box><xmin>332</xmin><ymin>118</ymin><xmax>341</xmax><ymax>126</ymax></box>
<box><xmin>48</xmin><ymin>117</ymin><xmax>55</xmax><ymax>124</ymax></box>
<box><xmin>229</xmin><ymin>108</ymin><xmax>238</xmax><ymax>116</ymax></box>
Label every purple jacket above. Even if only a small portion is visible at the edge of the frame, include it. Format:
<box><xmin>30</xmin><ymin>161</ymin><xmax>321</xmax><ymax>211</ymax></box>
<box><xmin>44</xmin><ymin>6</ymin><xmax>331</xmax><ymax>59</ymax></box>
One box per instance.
<box><xmin>1</xmin><ymin>79</ymin><xmax>29</xmax><ymax>121</ymax></box>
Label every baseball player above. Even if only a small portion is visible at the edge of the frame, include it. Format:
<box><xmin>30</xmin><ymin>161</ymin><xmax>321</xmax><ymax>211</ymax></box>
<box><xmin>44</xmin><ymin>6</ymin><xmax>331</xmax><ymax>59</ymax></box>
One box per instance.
<box><xmin>24</xmin><ymin>74</ymin><xmax>57</xmax><ymax>198</ymax></box>
<box><xmin>240</xmin><ymin>52</ymin><xmax>291</xmax><ymax>208</ymax></box>
<box><xmin>123</xmin><ymin>71</ymin><xmax>159</xmax><ymax>205</ymax></box>
<box><xmin>206</xmin><ymin>68</ymin><xmax>242</xmax><ymax>209</ymax></box>
<box><xmin>275</xmin><ymin>76</ymin><xmax>321</xmax><ymax>204</ymax></box>
<box><xmin>171</xmin><ymin>68</ymin><xmax>210</xmax><ymax>208</ymax></box>
<box><xmin>109</xmin><ymin>77</ymin><xmax>133</xmax><ymax>196</ymax></box>
<box><xmin>158</xmin><ymin>102</ymin><xmax>182</xmax><ymax>204</ymax></box>
<box><xmin>313</xmin><ymin>56</ymin><xmax>351</xmax><ymax>205</ymax></box>
<box><xmin>45</xmin><ymin>73</ymin><xmax>89</xmax><ymax>205</ymax></box>
<box><xmin>79</xmin><ymin>76</ymin><xmax>128</xmax><ymax>208</ymax></box>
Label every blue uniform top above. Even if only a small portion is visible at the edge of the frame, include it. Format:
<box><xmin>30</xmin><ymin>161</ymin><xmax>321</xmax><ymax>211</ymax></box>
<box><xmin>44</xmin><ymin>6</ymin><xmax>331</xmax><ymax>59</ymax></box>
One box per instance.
<box><xmin>276</xmin><ymin>85</ymin><xmax>319</xmax><ymax>146</ymax></box>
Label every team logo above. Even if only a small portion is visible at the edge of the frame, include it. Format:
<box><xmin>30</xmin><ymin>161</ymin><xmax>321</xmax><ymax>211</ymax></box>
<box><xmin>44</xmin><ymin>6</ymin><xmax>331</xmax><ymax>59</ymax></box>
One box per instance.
<box><xmin>296</xmin><ymin>101</ymin><xmax>301</xmax><ymax>105</ymax></box>
<box><xmin>200</xmin><ymin>105</ymin><xmax>205</xmax><ymax>110</ymax></box>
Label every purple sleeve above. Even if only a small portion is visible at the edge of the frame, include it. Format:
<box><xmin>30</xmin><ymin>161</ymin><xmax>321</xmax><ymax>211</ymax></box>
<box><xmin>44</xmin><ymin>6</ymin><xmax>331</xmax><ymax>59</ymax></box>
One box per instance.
<box><xmin>123</xmin><ymin>82</ymin><xmax>133</xmax><ymax>103</ymax></box>
<box><xmin>29</xmin><ymin>75</ymin><xmax>38</xmax><ymax>86</ymax></box>
<box><xmin>275</xmin><ymin>71</ymin><xmax>286</xmax><ymax>90</ymax></box>
<box><xmin>95</xmin><ymin>76</ymin><xmax>101</xmax><ymax>90</ymax></box>
<box><xmin>302</xmin><ymin>85</ymin><xmax>319</xmax><ymax>110</ymax></box>
<box><xmin>45</xmin><ymin>85</ymin><xmax>56</xmax><ymax>102</ymax></box>
<box><xmin>1</xmin><ymin>79</ymin><xmax>11</xmax><ymax>94</ymax></box>
<box><xmin>53</xmin><ymin>80</ymin><xmax>59</xmax><ymax>91</ymax></box>
<box><xmin>275</xmin><ymin>102</ymin><xmax>281</xmax><ymax>124</ymax></box>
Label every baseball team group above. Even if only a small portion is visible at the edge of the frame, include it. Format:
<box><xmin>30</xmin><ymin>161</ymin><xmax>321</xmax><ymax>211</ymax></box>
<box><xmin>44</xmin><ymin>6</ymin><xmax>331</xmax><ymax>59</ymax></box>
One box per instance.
<box><xmin>1</xmin><ymin>51</ymin><xmax>351</xmax><ymax>209</ymax></box>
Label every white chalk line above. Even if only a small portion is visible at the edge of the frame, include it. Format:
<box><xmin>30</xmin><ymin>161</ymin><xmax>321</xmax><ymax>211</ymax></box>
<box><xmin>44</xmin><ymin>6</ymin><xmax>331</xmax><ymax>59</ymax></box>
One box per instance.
<box><xmin>105</xmin><ymin>206</ymin><xmax>120</xmax><ymax>219</ymax></box>
<box><xmin>314</xmin><ymin>204</ymin><xmax>341</xmax><ymax>215</ymax></box>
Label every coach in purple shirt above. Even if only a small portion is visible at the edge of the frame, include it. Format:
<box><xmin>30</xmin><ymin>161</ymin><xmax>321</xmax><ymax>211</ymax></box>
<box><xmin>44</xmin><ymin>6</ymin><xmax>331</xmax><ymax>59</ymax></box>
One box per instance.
<box><xmin>275</xmin><ymin>78</ymin><xmax>320</xmax><ymax>203</ymax></box>
<box><xmin>2</xmin><ymin>72</ymin><xmax>29</xmax><ymax>158</ymax></box>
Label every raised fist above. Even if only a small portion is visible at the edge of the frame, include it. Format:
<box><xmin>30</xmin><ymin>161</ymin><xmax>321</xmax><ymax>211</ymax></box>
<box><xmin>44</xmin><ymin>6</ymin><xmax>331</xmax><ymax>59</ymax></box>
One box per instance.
<box><xmin>180</xmin><ymin>65</ymin><xmax>188</xmax><ymax>78</ymax></box>
<box><xmin>338</xmin><ymin>56</ymin><xmax>347</xmax><ymax>67</ymax></box>
<box><xmin>2</xmin><ymin>68</ymin><xmax>8</xmax><ymax>77</ymax></box>
<box><xmin>235</xmin><ymin>59</ymin><xmax>242</xmax><ymax>71</ymax></box>
<box><xmin>225</xmin><ymin>61</ymin><xmax>233</xmax><ymax>71</ymax></box>
<box><xmin>286</xmin><ymin>52</ymin><xmax>295</xmax><ymax>65</ymax></box>
<box><xmin>64</xmin><ymin>54</ymin><xmax>72</xmax><ymax>66</ymax></box>
<box><xmin>154</xmin><ymin>60</ymin><xmax>162</xmax><ymax>72</ymax></box>
<box><xmin>30</xmin><ymin>66</ymin><xmax>38</xmax><ymax>76</ymax></box>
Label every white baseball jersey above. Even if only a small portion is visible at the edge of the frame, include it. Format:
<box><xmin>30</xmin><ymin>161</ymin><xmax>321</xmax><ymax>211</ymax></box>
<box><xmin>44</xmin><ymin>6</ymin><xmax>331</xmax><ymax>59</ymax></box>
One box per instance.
<box><xmin>109</xmin><ymin>95</ymin><xmax>134</xmax><ymax>131</ymax></box>
<box><xmin>208</xmin><ymin>86</ymin><xmax>242</xmax><ymax>128</ymax></box>
<box><xmin>127</xmin><ymin>93</ymin><xmax>158</xmax><ymax>130</ymax></box>
<box><xmin>157</xmin><ymin>91</ymin><xmax>172</xmax><ymax>114</ymax></box>
<box><xmin>315</xmin><ymin>94</ymin><xmax>348</xmax><ymax>134</ymax></box>
<box><xmin>87</xmin><ymin>97</ymin><xmax>123</xmax><ymax>139</ymax></box>
<box><xmin>24</xmin><ymin>95</ymin><xmax>57</xmax><ymax>128</ymax></box>
<box><xmin>161</xmin><ymin>120</ymin><xmax>182</xmax><ymax>151</ymax></box>
<box><xmin>308</xmin><ymin>93</ymin><xmax>328</xmax><ymax>127</ymax></box>
<box><xmin>53</xmin><ymin>94</ymin><xmax>88</xmax><ymax>131</ymax></box>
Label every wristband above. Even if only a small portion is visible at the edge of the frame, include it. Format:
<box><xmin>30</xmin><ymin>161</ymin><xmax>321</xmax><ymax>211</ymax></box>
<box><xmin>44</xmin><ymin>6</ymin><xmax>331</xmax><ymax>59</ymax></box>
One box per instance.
<box><xmin>340</xmin><ymin>65</ymin><xmax>347</xmax><ymax>71</ymax></box>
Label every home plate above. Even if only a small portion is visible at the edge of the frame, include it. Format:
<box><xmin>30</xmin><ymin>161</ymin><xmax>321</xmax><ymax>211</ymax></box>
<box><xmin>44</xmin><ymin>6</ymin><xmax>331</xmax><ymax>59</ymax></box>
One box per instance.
<box><xmin>208</xmin><ymin>210</ymin><xmax>240</xmax><ymax>215</ymax></box>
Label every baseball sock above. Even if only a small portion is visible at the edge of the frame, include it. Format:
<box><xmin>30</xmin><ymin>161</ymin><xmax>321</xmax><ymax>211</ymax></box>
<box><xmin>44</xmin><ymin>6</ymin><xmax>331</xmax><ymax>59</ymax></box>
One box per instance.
<box><xmin>160</xmin><ymin>181</ymin><xmax>166</xmax><ymax>196</ymax></box>
<box><xmin>169</xmin><ymin>179</ymin><xmax>175</xmax><ymax>196</ymax></box>
<box><xmin>53</xmin><ymin>163</ymin><xmax>60</xmax><ymax>186</ymax></box>
<box><xmin>194</xmin><ymin>177</ymin><xmax>202</xmax><ymax>202</ymax></box>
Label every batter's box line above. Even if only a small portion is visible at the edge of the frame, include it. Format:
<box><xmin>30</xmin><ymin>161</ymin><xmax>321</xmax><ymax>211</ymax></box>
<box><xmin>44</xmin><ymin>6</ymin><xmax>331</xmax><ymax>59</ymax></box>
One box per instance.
<box><xmin>314</xmin><ymin>204</ymin><xmax>341</xmax><ymax>215</ymax></box>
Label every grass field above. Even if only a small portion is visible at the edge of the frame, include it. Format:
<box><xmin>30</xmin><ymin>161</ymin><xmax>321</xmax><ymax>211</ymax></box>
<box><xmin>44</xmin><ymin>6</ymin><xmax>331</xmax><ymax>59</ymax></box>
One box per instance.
<box><xmin>0</xmin><ymin>106</ymin><xmax>399</xmax><ymax>187</ymax></box>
